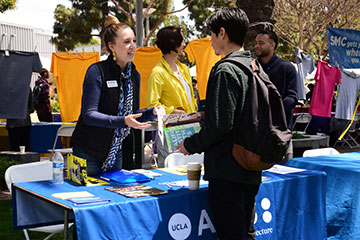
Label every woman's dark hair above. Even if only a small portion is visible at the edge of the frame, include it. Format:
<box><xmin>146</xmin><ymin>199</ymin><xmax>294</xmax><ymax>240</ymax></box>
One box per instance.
<box><xmin>205</xmin><ymin>8</ymin><xmax>249</xmax><ymax>46</ymax></box>
<box><xmin>103</xmin><ymin>16</ymin><xmax>131</xmax><ymax>53</ymax></box>
<box><xmin>155</xmin><ymin>26</ymin><xmax>183</xmax><ymax>55</ymax></box>
<box><xmin>40</xmin><ymin>68</ymin><xmax>49</xmax><ymax>78</ymax></box>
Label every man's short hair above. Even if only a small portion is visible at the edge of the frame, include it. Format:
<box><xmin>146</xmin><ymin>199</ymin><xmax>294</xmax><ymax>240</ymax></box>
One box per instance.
<box><xmin>205</xmin><ymin>8</ymin><xmax>249</xmax><ymax>46</ymax></box>
<box><xmin>256</xmin><ymin>29</ymin><xmax>278</xmax><ymax>50</ymax></box>
<box><xmin>155</xmin><ymin>26</ymin><xmax>183</xmax><ymax>55</ymax></box>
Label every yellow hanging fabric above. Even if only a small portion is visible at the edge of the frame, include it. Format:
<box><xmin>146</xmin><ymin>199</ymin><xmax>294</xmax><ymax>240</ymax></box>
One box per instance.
<box><xmin>338</xmin><ymin>97</ymin><xmax>360</xmax><ymax>140</ymax></box>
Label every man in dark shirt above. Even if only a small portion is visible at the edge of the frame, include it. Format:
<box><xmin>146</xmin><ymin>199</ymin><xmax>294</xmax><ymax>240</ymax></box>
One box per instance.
<box><xmin>254</xmin><ymin>29</ymin><xmax>298</xmax><ymax>163</ymax></box>
<box><xmin>254</xmin><ymin>30</ymin><xmax>298</xmax><ymax>129</ymax></box>
<box><xmin>177</xmin><ymin>8</ymin><xmax>261</xmax><ymax>239</ymax></box>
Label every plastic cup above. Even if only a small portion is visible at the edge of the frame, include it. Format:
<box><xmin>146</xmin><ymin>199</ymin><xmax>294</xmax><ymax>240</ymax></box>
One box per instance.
<box><xmin>187</xmin><ymin>162</ymin><xmax>201</xmax><ymax>190</ymax></box>
<box><xmin>19</xmin><ymin>146</ymin><xmax>25</xmax><ymax>154</ymax></box>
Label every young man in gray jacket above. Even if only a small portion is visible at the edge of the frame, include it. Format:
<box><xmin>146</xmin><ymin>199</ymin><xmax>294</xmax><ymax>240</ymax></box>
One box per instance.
<box><xmin>177</xmin><ymin>8</ymin><xmax>261</xmax><ymax>240</ymax></box>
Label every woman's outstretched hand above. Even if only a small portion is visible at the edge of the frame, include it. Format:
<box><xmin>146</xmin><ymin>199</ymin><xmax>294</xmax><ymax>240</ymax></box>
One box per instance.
<box><xmin>124</xmin><ymin>113</ymin><xmax>151</xmax><ymax>129</ymax></box>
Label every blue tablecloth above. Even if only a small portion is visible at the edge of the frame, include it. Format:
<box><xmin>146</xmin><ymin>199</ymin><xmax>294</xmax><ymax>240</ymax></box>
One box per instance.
<box><xmin>12</xmin><ymin>167</ymin><xmax>326</xmax><ymax>240</ymax></box>
<box><xmin>286</xmin><ymin>152</ymin><xmax>360</xmax><ymax>240</ymax></box>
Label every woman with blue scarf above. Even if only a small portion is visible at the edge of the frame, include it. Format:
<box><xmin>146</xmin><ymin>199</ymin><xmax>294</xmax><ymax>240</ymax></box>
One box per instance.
<box><xmin>71</xmin><ymin>16</ymin><xmax>162</xmax><ymax>176</ymax></box>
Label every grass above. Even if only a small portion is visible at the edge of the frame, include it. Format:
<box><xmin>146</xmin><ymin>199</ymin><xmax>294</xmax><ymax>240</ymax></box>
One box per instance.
<box><xmin>0</xmin><ymin>200</ymin><xmax>73</xmax><ymax>240</ymax></box>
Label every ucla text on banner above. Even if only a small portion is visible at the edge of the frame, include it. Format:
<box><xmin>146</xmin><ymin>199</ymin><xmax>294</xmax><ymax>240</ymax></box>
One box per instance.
<box><xmin>327</xmin><ymin>27</ymin><xmax>360</xmax><ymax>68</ymax></box>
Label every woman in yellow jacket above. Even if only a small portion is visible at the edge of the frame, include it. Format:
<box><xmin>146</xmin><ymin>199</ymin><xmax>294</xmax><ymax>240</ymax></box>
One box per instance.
<box><xmin>147</xmin><ymin>26</ymin><xmax>197</xmax><ymax>114</ymax></box>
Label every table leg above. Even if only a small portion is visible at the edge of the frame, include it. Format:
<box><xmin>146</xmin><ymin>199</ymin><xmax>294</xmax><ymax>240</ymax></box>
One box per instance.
<box><xmin>64</xmin><ymin>210</ymin><xmax>69</xmax><ymax>240</ymax></box>
<box><xmin>141</xmin><ymin>129</ymin><xmax>145</xmax><ymax>165</ymax></box>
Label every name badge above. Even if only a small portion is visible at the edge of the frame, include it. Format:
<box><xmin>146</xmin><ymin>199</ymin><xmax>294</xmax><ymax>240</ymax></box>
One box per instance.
<box><xmin>106</xmin><ymin>80</ymin><xmax>118</xmax><ymax>88</ymax></box>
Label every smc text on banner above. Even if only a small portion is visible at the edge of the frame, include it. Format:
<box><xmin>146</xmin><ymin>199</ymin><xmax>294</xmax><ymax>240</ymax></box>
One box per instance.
<box><xmin>327</xmin><ymin>27</ymin><xmax>360</xmax><ymax>68</ymax></box>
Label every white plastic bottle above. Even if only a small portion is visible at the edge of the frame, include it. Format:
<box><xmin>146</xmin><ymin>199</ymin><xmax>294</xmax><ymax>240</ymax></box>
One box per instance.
<box><xmin>52</xmin><ymin>152</ymin><xmax>64</xmax><ymax>184</ymax></box>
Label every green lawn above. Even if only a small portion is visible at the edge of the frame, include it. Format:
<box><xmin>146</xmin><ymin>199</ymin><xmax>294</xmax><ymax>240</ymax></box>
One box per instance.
<box><xmin>0</xmin><ymin>200</ymin><xmax>73</xmax><ymax>240</ymax></box>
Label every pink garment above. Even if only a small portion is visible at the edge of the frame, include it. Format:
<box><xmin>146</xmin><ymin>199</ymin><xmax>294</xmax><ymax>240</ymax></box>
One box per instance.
<box><xmin>309</xmin><ymin>60</ymin><xmax>341</xmax><ymax>118</ymax></box>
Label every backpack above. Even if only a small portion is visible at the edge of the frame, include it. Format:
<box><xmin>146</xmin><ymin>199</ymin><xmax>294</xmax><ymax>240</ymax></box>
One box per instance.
<box><xmin>220</xmin><ymin>57</ymin><xmax>292</xmax><ymax>171</ymax></box>
<box><xmin>32</xmin><ymin>83</ymin><xmax>43</xmax><ymax>109</ymax></box>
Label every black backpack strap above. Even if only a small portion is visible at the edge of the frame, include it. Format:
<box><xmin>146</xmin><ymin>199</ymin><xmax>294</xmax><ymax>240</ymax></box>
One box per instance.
<box><xmin>222</xmin><ymin>57</ymin><xmax>263</xmax><ymax>75</ymax></box>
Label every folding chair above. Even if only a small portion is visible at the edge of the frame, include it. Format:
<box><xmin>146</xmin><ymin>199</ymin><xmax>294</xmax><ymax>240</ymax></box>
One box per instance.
<box><xmin>4</xmin><ymin>161</ymin><xmax>73</xmax><ymax>240</ymax></box>
<box><xmin>333</xmin><ymin>115</ymin><xmax>360</xmax><ymax>149</ymax></box>
<box><xmin>48</xmin><ymin>125</ymin><xmax>75</xmax><ymax>161</ymax></box>
<box><xmin>164</xmin><ymin>152</ymin><xmax>204</xmax><ymax>167</ymax></box>
<box><xmin>303</xmin><ymin>147</ymin><xmax>340</xmax><ymax>157</ymax></box>
<box><xmin>293</xmin><ymin>114</ymin><xmax>312</xmax><ymax>133</ymax></box>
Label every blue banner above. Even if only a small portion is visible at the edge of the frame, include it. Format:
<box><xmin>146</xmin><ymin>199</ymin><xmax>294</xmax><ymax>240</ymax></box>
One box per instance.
<box><xmin>327</xmin><ymin>27</ymin><xmax>360</xmax><ymax>68</ymax></box>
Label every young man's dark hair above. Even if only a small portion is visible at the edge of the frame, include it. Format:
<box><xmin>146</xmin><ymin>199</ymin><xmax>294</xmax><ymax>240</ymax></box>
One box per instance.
<box><xmin>205</xmin><ymin>8</ymin><xmax>249</xmax><ymax>46</ymax></box>
<box><xmin>155</xmin><ymin>26</ymin><xmax>184</xmax><ymax>55</ymax></box>
<box><xmin>256</xmin><ymin>29</ymin><xmax>279</xmax><ymax>50</ymax></box>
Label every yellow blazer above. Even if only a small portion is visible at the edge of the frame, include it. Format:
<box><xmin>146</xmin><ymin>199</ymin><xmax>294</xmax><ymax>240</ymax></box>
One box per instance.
<box><xmin>146</xmin><ymin>57</ymin><xmax>198</xmax><ymax>114</ymax></box>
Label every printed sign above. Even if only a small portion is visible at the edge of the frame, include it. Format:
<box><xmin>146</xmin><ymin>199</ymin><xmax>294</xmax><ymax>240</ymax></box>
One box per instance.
<box><xmin>164</xmin><ymin>122</ymin><xmax>201</xmax><ymax>152</ymax></box>
<box><xmin>327</xmin><ymin>27</ymin><xmax>360</xmax><ymax>68</ymax></box>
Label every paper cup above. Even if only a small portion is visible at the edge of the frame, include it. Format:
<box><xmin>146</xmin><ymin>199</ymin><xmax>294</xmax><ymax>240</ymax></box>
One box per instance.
<box><xmin>187</xmin><ymin>162</ymin><xmax>201</xmax><ymax>190</ymax></box>
<box><xmin>19</xmin><ymin>146</ymin><xmax>25</xmax><ymax>154</ymax></box>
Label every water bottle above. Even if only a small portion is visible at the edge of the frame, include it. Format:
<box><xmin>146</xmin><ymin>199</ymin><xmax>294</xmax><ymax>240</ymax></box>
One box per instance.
<box><xmin>52</xmin><ymin>152</ymin><xmax>64</xmax><ymax>184</ymax></box>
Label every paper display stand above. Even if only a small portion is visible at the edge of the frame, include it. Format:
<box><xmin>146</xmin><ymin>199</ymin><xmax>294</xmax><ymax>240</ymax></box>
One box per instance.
<box><xmin>164</xmin><ymin>122</ymin><xmax>201</xmax><ymax>152</ymax></box>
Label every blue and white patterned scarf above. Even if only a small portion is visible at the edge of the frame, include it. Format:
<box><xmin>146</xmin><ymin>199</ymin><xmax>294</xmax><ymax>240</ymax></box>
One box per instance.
<box><xmin>102</xmin><ymin>63</ymin><xmax>133</xmax><ymax>172</ymax></box>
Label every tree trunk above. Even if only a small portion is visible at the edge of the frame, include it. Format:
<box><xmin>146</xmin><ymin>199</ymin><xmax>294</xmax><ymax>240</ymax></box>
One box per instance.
<box><xmin>237</xmin><ymin>0</ymin><xmax>275</xmax><ymax>51</ymax></box>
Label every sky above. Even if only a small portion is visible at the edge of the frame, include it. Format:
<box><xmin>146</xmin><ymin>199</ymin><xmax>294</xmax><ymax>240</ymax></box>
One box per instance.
<box><xmin>0</xmin><ymin>0</ymin><xmax>189</xmax><ymax>33</ymax></box>
<box><xmin>0</xmin><ymin>0</ymin><xmax>72</xmax><ymax>32</ymax></box>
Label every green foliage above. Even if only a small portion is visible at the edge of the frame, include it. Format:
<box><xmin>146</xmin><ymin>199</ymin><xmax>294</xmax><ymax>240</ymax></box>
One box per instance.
<box><xmin>0</xmin><ymin>157</ymin><xmax>19</xmax><ymax>190</ymax></box>
<box><xmin>74</xmin><ymin>38</ymin><xmax>100</xmax><ymax>47</ymax></box>
<box><xmin>51</xmin><ymin>100</ymin><xmax>61</xmax><ymax>113</ymax></box>
<box><xmin>292</xmin><ymin>132</ymin><xmax>309</xmax><ymax>139</ymax></box>
<box><xmin>52</xmin><ymin>0</ymin><xmax>183</xmax><ymax>49</ymax></box>
<box><xmin>0</xmin><ymin>0</ymin><xmax>16</xmax><ymax>13</ymax></box>
<box><xmin>183</xmin><ymin>0</ymin><xmax>237</xmax><ymax>37</ymax></box>
<box><xmin>52</xmin><ymin>2</ymin><xmax>104</xmax><ymax>51</ymax></box>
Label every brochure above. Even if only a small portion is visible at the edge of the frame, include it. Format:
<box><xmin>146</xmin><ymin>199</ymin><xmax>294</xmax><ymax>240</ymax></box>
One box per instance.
<box><xmin>131</xmin><ymin>169</ymin><xmax>162</xmax><ymax>177</ymax></box>
<box><xmin>99</xmin><ymin>169</ymin><xmax>153</xmax><ymax>184</ymax></box>
<box><xmin>164</xmin><ymin>122</ymin><xmax>201</xmax><ymax>152</ymax></box>
<box><xmin>164</xmin><ymin>112</ymin><xmax>201</xmax><ymax>126</ymax></box>
<box><xmin>67</xmin><ymin>196</ymin><xmax>110</xmax><ymax>206</ymax></box>
<box><xmin>51</xmin><ymin>191</ymin><xmax>94</xmax><ymax>200</ymax></box>
<box><xmin>105</xmin><ymin>184</ymin><xmax>168</xmax><ymax>198</ymax></box>
<box><xmin>67</xmin><ymin>154</ymin><xmax>109</xmax><ymax>186</ymax></box>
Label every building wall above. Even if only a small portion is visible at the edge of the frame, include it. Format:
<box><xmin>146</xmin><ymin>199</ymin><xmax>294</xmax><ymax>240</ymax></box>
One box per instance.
<box><xmin>0</xmin><ymin>21</ymin><xmax>55</xmax><ymax>61</ymax></box>
<box><xmin>0</xmin><ymin>21</ymin><xmax>56</xmax><ymax>86</ymax></box>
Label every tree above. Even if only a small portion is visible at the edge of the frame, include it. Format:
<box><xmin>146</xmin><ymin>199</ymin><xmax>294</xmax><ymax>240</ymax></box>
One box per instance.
<box><xmin>237</xmin><ymin>0</ymin><xmax>275</xmax><ymax>51</ymax></box>
<box><xmin>184</xmin><ymin>0</ymin><xmax>275</xmax><ymax>50</ymax></box>
<box><xmin>0</xmin><ymin>0</ymin><xmax>16</xmax><ymax>13</ymax></box>
<box><xmin>183</xmin><ymin>0</ymin><xmax>237</xmax><ymax>37</ymax></box>
<box><xmin>272</xmin><ymin>0</ymin><xmax>360</xmax><ymax>60</ymax></box>
<box><xmin>52</xmin><ymin>0</ymin><xmax>194</xmax><ymax>51</ymax></box>
<box><xmin>52</xmin><ymin>3</ymin><xmax>103</xmax><ymax>52</ymax></box>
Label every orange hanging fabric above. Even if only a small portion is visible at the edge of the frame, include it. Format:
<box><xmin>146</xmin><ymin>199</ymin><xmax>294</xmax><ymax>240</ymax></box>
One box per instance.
<box><xmin>133</xmin><ymin>46</ymin><xmax>162</xmax><ymax>109</ymax></box>
<box><xmin>184</xmin><ymin>37</ymin><xmax>224</xmax><ymax>100</ymax></box>
<box><xmin>50</xmin><ymin>52</ymin><xmax>100</xmax><ymax>122</ymax></box>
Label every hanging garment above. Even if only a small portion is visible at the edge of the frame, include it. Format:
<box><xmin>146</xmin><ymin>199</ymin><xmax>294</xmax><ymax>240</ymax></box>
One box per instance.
<box><xmin>50</xmin><ymin>52</ymin><xmax>100</xmax><ymax>122</ymax></box>
<box><xmin>184</xmin><ymin>37</ymin><xmax>224</xmax><ymax>100</ymax></box>
<box><xmin>133</xmin><ymin>46</ymin><xmax>162</xmax><ymax>109</ymax></box>
<box><xmin>0</xmin><ymin>50</ymin><xmax>42</xmax><ymax>118</ymax></box>
<box><xmin>309</xmin><ymin>60</ymin><xmax>341</xmax><ymax>118</ymax></box>
<box><xmin>296</xmin><ymin>49</ymin><xmax>315</xmax><ymax>100</ymax></box>
<box><xmin>335</xmin><ymin>70</ymin><xmax>360</xmax><ymax>120</ymax></box>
